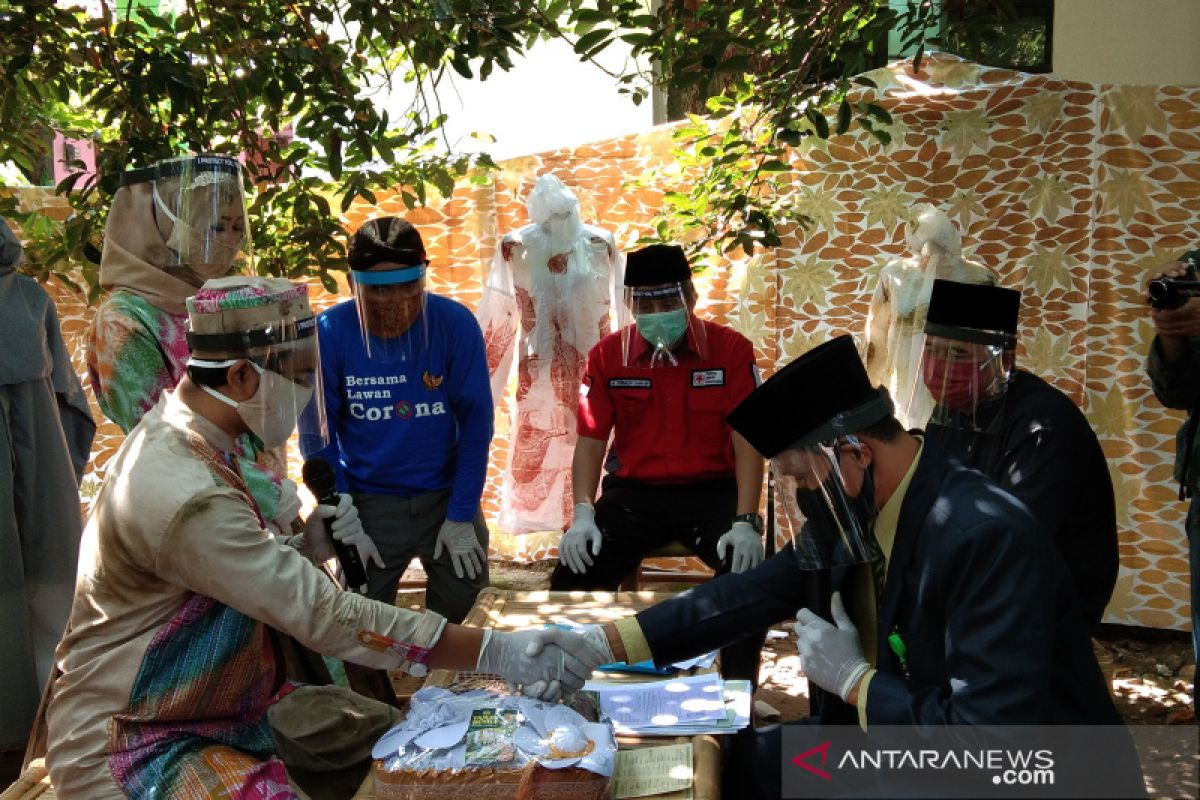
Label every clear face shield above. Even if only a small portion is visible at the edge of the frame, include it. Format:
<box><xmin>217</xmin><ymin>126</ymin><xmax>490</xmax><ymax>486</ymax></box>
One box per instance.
<box><xmin>771</xmin><ymin>438</ymin><xmax>879</xmax><ymax>570</ymax></box>
<box><xmin>619</xmin><ymin>282</ymin><xmax>708</xmax><ymax>368</ymax></box>
<box><xmin>912</xmin><ymin>331</ymin><xmax>1013</xmax><ymax>432</ymax></box>
<box><xmin>135</xmin><ymin>155</ymin><xmax>250</xmax><ymax>284</ymax></box>
<box><xmin>187</xmin><ymin>310</ymin><xmax>328</xmax><ymax>454</ymax></box>
<box><xmin>351</xmin><ymin>263</ymin><xmax>430</xmax><ymax>363</ymax></box>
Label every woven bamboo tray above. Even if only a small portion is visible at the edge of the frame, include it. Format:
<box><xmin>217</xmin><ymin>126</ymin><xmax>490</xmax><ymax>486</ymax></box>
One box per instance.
<box><xmin>364</xmin><ymin>588</ymin><xmax>721</xmax><ymax>800</ymax></box>
<box><xmin>0</xmin><ymin>760</ymin><xmax>54</xmax><ymax>800</ymax></box>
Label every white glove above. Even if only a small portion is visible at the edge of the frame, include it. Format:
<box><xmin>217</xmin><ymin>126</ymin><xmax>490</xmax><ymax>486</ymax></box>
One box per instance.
<box><xmin>559</xmin><ymin>503</ymin><xmax>602</xmax><ymax>574</ymax></box>
<box><xmin>476</xmin><ymin>627</ymin><xmax>609</xmax><ymax>701</ymax></box>
<box><xmin>794</xmin><ymin>591</ymin><xmax>871</xmax><ymax>702</ymax></box>
<box><xmin>306</xmin><ymin>494</ymin><xmax>385</xmax><ymax>569</ymax></box>
<box><xmin>575</xmin><ymin>624</ymin><xmax>616</xmax><ymax>667</ymax></box>
<box><xmin>716</xmin><ymin>520</ymin><xmax>763</xmax><ymax>574</ymax></box>
<box><xmin>271</xmin><ymin>478</ymin><xmax>303</xmax><ymax>534</ymax></box>
<box><xmin>433</xmin><ymin>519</ymin><xmax>486</xmax><ymax>580</ymax></box>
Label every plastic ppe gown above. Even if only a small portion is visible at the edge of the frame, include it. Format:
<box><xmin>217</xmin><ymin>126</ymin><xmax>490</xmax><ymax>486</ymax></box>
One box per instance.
<box><xmin>0</xmin><ymin>218</ymin><xmax>96</xmax><ymax>748</ymax></box>
<box><xmin>862</xmin><ymin>204</ymin><xmax>996</xmax><ymax>428</ymax></box>
<box><xmin>477</xmin><ymin>175</ymin><xmax>623</xmax><ymax>533</ymax></box>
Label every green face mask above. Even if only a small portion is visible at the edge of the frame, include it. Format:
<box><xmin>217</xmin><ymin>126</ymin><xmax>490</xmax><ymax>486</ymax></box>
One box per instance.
<box><xmin>635</xmin><ymin>308</ymin><xmax>689</xmax><ymax>349</ymax></box>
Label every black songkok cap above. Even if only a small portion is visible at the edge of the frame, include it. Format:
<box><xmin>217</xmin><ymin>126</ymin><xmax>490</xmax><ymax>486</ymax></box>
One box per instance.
<box><xmin>924</xmin><ymin>279</ymin><xmax>1021</xmax><ymax>348</ymax></box>
<box><xmin>347</xmin><ymin>217</ymin><xmax>427</xmax><ymax>271</ymax></box>
<box><xmin>727</xmin><ymin>335</ymin><xmax>893</xmax><ymax>458</ymax></box>
<box><xmin>624</xmin><ymin>244</ymin><xmax>691</xmax><ymax>287</ymax></box>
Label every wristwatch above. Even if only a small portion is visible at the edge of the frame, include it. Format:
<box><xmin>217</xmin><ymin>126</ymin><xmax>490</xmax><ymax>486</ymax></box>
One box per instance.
<box><xmin>733</xmin><ymin>512</ymin><xmax>764</xmax><ymax>533</ymax></box>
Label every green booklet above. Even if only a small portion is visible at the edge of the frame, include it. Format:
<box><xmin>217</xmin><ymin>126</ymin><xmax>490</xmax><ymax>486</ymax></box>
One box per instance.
<box><xmin>464</xmin><ymin>707</ymin><xmax>520</xmax><ymax>766</ymax></box>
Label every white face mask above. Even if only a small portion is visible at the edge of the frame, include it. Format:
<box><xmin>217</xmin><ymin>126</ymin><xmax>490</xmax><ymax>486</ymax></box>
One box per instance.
<box><xmin>197</xmin><ymin>361</ymin><xmax>313</xmax><ymax>448</ymax></box>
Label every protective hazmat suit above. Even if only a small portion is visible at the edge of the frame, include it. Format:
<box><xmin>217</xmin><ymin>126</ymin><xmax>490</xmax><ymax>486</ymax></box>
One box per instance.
<box><xmin>477</xmin><ymin>174</ymin><xmax>623</xmax><ymax>534</ymax></box>
<box><xmin>863</xmin><ymin>204</ymin><xmax>995</xmax><ymax>427</ymax></box>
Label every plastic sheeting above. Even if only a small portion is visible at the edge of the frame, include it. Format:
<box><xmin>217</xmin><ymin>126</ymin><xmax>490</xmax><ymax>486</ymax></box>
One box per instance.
<box><xmin>478</xmin><ymin>175</ymin><xmax>623</xmax><ymax>534</ymax></box>
<box><xmin>863</xmin><ymin>204</ymin><xmax>996</xmax><ymax>428</ymax></box>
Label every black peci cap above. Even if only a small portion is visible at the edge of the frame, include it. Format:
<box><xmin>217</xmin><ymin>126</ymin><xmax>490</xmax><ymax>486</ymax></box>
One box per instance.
<box><xmin>624</xmin><ymin>244</ymin><xmax>691</xmax><ymax>287</ymax></box>
<box><xmin>727</xmin><ymin>335</ymin><xmax>893</xmax><ymax>458</ymax></box>
<box><xmin>925</xmin><ymin>279</ymin><xmax>1021</xmax><ymax>348</ymax></box>
<box><xmin>348</xmin><ymin>217</ymin><xmax>427</xmax><ymax>271</ymax></box>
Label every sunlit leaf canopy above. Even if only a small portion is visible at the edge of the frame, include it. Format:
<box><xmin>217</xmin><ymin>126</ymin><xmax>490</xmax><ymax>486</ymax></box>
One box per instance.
<box><xmin>0</xmin><ymin>0</ymin><xmax>1032</xmax><ymax>293</ymax></box>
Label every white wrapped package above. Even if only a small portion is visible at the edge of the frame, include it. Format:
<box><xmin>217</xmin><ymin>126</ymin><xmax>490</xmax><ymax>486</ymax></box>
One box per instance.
<box><xmin>375</xmin><ymin>687</ymin><xmax>616</xmax><ymax>777</ymax></box>
<box><xmin>477</xmin><ymin>174</ymin><xmax>624</xmax><ymax>534</ymax></box>
<box><xmin>862</xmin><ymin>204</ymin><xmax>997</xmax><ymax>427</ymax></box>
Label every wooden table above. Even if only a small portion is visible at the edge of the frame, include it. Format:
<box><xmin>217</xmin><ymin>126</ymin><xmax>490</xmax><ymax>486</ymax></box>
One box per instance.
<box><xmin>357</xmin><ymin>588</ymin><xmax>722</xmax><ymax>800</ymax></box>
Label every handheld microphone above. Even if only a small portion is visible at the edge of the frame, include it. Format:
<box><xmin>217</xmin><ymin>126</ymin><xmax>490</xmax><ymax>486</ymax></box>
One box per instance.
<box><xmin>301</xmin><ymin>457</ymin><xmax>368</xmax><ymax>594</ymax></box>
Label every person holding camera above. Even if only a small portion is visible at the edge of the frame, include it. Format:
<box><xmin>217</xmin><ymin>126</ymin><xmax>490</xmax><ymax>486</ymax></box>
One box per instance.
<box><xmin>1146</xmin><ymin>249</ymin><xmax>1200</xmax><ymax>676</ymax></box>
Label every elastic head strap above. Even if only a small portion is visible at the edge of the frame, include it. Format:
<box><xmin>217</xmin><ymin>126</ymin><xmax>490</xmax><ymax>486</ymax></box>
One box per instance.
<box><xmin>351</xmin><ymin>265</ymin><xmax>426</xmax><ymax>285</ymax></box>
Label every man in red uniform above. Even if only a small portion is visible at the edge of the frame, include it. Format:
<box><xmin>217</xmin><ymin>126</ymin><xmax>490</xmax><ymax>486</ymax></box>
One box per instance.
<box><xmin>549</xmin><ymin>244</ymin><xmax>766</xmax><ymax>681</ymax></box>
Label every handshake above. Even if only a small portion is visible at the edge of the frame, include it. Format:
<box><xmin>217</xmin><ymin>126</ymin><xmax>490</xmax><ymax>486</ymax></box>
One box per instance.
<box><xmin>475</xmin><ymin>623</ymin><xmax>616</xmax><ymax>702</ymax></box>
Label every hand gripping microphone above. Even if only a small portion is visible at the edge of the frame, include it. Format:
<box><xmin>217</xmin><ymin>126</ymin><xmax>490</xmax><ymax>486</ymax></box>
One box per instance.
<box><xmin>301</xmin><ymin>457</ymin><xmax>368</xmax><ymax>593</ymax></box>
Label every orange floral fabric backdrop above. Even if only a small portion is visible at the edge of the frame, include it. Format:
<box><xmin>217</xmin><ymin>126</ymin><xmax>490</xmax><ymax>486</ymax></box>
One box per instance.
<box><xmin>25</xmin><ymin>55</ymin><xmax>1199</xmax><ymax>629</ymax></box>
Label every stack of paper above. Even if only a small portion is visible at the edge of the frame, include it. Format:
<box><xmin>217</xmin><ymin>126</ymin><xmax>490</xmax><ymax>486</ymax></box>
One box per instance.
<box><xmin>595</xmin><ymin>649</ymin><xmax>718</xmax><ymax>675</ymax></box>
<box><xmin>582</xmin><ymin>673</ymin><xmax>751</xmax><ymax>736</ymax></box>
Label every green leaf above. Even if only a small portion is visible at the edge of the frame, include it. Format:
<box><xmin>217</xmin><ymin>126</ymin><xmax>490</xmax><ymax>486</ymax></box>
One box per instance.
<box><xmin>572</xmin><ymin>9</ymin><xmax>609</xmax><ymax>24</ymax></box>
<box><xmin>760</xmin><ymin>159</ymin><xmax>790</xmax><ymax>172</ymax></box>
<box><xmin>450</xmin><ymin>53</ymin><xmax>473</xmax><ymax>79</ymax></box>
<box><xmin>864</xmin><ymin>103</ymin><xmax>892</xmax><ymax>124</ymax></box>
<box><xmin>836</xmin><ymin>100</ymin><xmax>851</xmax><ymax>135</ymax></box>
<box><xmin>806</xmin><ymin>108</ymin><xmax>830</xmax><ymax>139</ymax></box>
<box><xmin>327</xmin><ymin>136</ymin><xmax>342</xmax><ymax>180</ymax></box>
<box><xmin>574</xmin><ymin>28</ymin><xmax>612</xmax><ymax>55</ymax></box>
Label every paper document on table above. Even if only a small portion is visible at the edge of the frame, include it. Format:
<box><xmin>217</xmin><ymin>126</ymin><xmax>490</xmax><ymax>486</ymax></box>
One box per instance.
<box><xmin>611</xmin><ymin>743</ymin><xmax>694</xmax><ymax>799</ymax></box>
<box><xmin>668</xmin><ymin>650</ymin><xmax>717</xmax><ymax>670</ymax></box>
<box><xmin>583</xmin><ymin>673</ymin><xmax>729</xmax><ymax>734</ymax></box>
<box><xmin>583</xmin><ymin>675</ymin><xmax>751</xmax><ymax>736</ymax></box>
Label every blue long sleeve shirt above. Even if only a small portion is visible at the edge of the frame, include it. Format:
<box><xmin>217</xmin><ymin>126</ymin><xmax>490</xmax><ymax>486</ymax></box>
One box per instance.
<box><xmin>299</xmin><ymin>294</ymin><xmax>494</xmax><ymax>522</ymax></box>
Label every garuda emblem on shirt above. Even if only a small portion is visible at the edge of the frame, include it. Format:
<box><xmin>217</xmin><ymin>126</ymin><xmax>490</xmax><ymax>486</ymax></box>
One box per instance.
<box><xmin>422</xmin><ymin>371</ymin><xmax>444</xmax><ymax>391</ymax></box>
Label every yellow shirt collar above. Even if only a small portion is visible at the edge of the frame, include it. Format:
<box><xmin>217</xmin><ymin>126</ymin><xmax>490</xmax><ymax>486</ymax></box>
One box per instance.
<box><xmin>872</xmin><ymin>436</ymin><xmax>924</xmax><ymax>562</ymax></box>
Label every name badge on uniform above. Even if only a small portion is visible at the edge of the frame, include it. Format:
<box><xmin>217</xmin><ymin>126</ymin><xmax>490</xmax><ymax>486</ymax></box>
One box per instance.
<box><xmin>691</xmin><ymin>368</ymin><xmax>725</xmax><ymax>388</ymax></box>
<box><xmin>609</xmin><ymin>378</ymin><xmax>652</xmax><ymax>389</ymax></box>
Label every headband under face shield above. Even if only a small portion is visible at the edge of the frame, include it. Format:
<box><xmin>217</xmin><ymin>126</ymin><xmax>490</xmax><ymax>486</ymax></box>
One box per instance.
<box><xmin>772</xmin><ymin>436</ymin><xmax>880</xmax><ymax>571</ymax></box>
<box><xmin>351</xmin><ymin>263</ymin><xmax>429</xmax><ymax>363</ymax></box>
<box><xmin>911</xmin><ymin>324</ymin><xmax>1014</xmax><ymax>432</ymax></box>
<box><xmin>187</xmin><ymin>314</ymin><xmax>328</xmax><ymax>453</ymax></box>
<box><xmin>619</xmin><ymin>282</ymin><xmax>707</xmax><ymax>368</ymax></box>
<box><xmin>123</xmin><ymin>155</ymin><xmax>250</xmax><ymax>283</ymax></box>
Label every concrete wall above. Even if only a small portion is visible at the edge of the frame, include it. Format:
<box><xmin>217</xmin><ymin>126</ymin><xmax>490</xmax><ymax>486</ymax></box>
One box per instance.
<box><xmin>1054</xmin><ymin>0</ymin><xmax>1200</xmax><ymax>85</ymax></box>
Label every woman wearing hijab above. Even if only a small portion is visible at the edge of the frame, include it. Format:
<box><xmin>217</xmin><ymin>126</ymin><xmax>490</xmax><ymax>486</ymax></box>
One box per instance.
<box><xmin>84</xmin><ymin>155</ymin><xmax>298</xmax><ymax>532</ymax></box>
<box><xmin>0</xmin><ymin>216</ymin><xmax>96</xmax><ymax>752</ymax></box>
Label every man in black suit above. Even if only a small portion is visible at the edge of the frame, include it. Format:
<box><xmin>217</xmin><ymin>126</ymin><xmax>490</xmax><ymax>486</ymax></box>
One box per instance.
<box><xmin>575</xmin><ymin>335</ymin><xmax>1128</xmax><ymax>799</ymax></box>
<box><xmin>915</xmin><ymin>279</ymin><xmax>1118</xmax><ymax>631</ymax></box>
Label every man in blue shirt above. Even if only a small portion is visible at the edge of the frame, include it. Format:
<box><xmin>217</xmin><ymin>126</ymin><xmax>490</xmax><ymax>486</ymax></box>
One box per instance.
<box><xmin>301</xmin><ymin>217</ymin><xmax>493</xmax><ymax>622</ymax></box>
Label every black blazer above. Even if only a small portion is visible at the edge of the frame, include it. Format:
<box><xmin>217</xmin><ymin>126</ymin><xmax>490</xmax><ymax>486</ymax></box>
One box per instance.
<box><xmin>634</xmin><ymin>440</ymin><xmax>1120</xmax><ymax>726</ymax></box>
<box><xmin>926</xmin><ymin>369</ymin><xmax>1118</xmax><ymax>632</ymax></box>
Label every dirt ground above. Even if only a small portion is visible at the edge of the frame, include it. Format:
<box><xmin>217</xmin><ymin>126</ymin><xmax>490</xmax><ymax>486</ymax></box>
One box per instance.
<box><xmin>392</xmin><ymin>560</ymin><xmax>1198</xmax><ymax>796</ymax></box>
